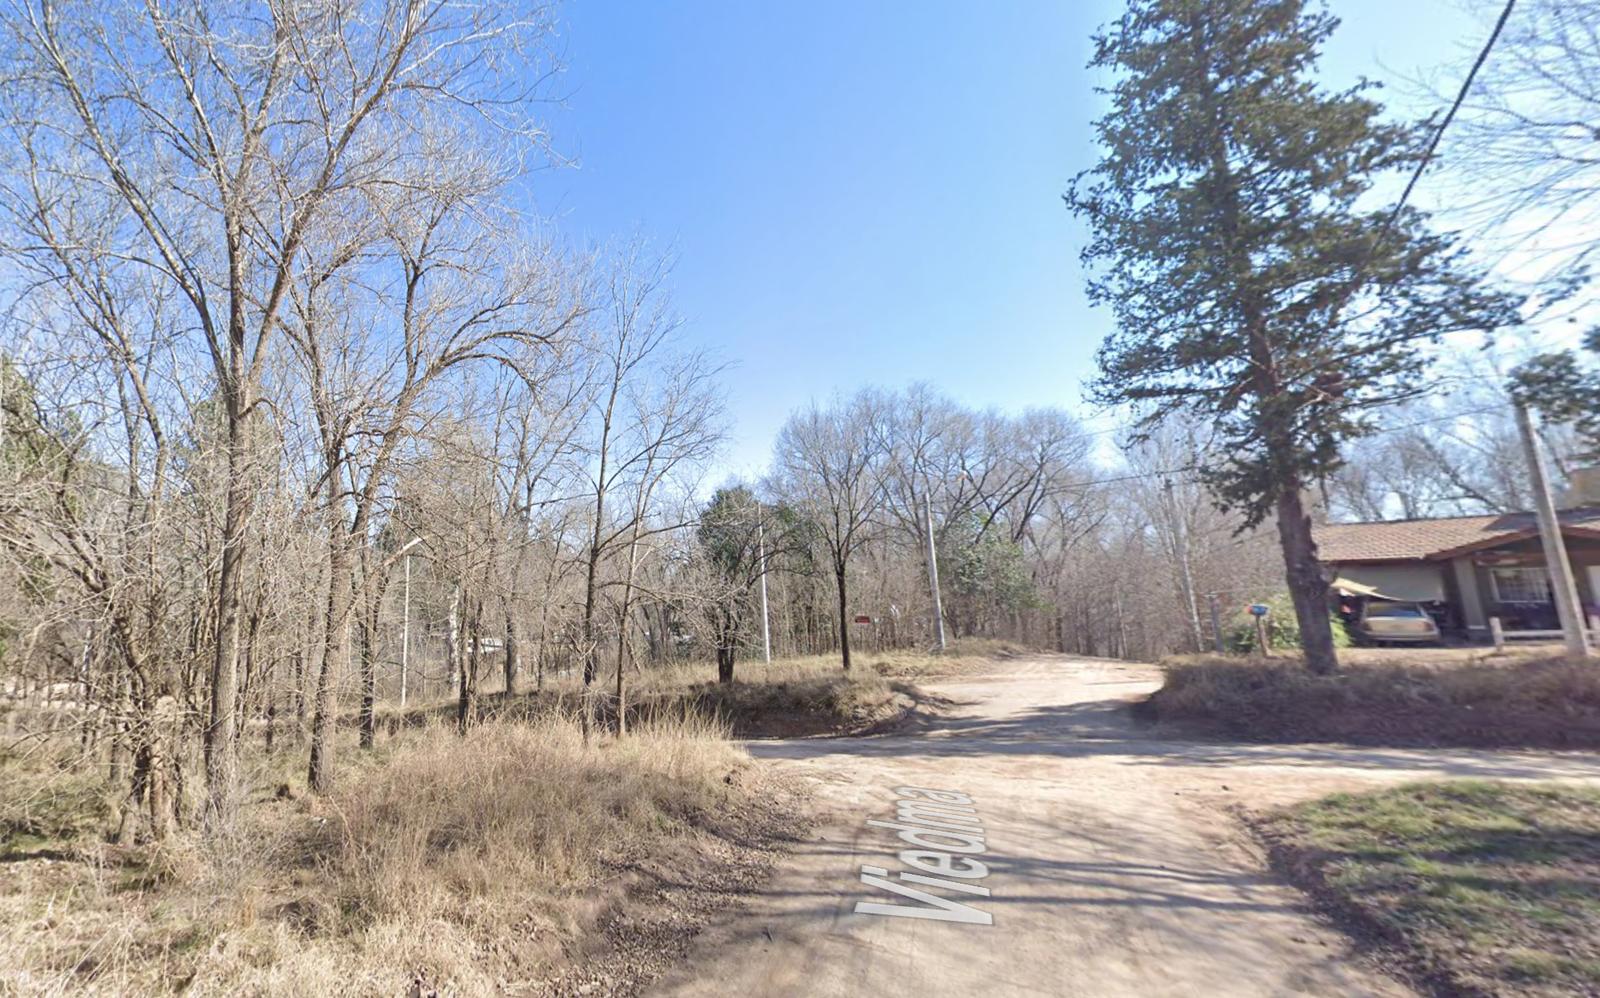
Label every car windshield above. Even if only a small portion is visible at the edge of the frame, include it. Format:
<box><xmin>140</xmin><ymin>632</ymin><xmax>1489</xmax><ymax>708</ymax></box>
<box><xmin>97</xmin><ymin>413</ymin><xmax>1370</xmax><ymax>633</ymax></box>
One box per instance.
<box><xmin>1367</xmin><ymin>604</ymin><xmax>1426</xmax><ymax>619</ymax></box>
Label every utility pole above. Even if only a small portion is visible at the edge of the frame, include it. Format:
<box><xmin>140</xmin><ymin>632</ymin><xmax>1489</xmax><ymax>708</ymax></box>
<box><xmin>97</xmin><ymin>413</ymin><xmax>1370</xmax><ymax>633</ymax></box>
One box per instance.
<box><xmin>400</xmin><ymin>551</ymin><xmax>412</xmax><ymax>707</ymax></box>
<box><xmin>923</xmin><ymin>492</ymin><xmax>947</xmax><ymax>653</ymax></box>
<box><xmin>1515</xmin><ymin>402</ymin><xmax>1591</xmax><ymax>658</ymax></box>
<box><xmin>758</xmin><ymin>520</ymin><xmax>772</xmax><ymax>664</ymax></box>
<box><xmin>1165</xmin><ymin>478</ymin><xmax>1204</xmax><ymax>651</ymax></box>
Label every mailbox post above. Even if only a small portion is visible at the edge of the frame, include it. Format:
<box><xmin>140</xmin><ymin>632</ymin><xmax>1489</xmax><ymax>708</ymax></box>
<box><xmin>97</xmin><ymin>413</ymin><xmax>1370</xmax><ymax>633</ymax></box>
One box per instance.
<box><xmin>1249</xmin><ymin>603</ymin><xmax>1271</xmax><ymax>654</ymax></box>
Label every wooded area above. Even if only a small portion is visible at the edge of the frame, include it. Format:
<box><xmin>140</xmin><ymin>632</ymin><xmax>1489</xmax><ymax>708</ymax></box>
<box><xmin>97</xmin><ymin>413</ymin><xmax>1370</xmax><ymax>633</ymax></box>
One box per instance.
<box><xmin>2</xmin><ymin>0</ymin><xmax>1599</xmax><ymax>855</ymax></box>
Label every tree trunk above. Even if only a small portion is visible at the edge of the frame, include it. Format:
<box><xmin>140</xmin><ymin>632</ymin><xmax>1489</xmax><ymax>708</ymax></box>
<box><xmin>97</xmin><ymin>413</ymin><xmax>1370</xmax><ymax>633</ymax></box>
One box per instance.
<box><xmin>458</xmin><ymin>595</ymin><xmax>482</xmax><ymax>734</ymax></box>
<box><xmin>445</xmin><ymin>583</ymin><xmax>460</xmax><ymax>698</ymax></box>
<box><xmin>717</xmin><ymin>644</ymin><xmax>735</xmax><ymax>684</ymax></box>
<box><xmin>262</xmin><ymin>655</ymin><xmax>277</xmax><ymax>752</ymax></box>
<box><xmin>614</xmin><ymin>610</ymin><xmax>627</xmax><ymax>738</ymax></box>
<box><xmin>535</xmin><ymin>599</ymin><xmax>550</xmax><ymax>691</ymax></box>
<box><xmin>234</xmin><ymin>606</ymin><xmax>262</xmax><ymax>746</ymax></box>
<box><xmin>203</xmin><ymin>406</ymin><xmax>249</xmax><ymax>830</ymax></box>
<box><xmin>308</xmin><ymin>534</ymin><xmax>352</xmax><ymax>793</ymax></box>
<box><xmin>291</xmin><ymin>649</ymin><xmax>306</xmax><ymax>739</ymax></box>
<box><xmin>503</xmin><ymin>608</ymin><xmax>520</xmax><ymax>697</ymax></box>
<box><xmin>1276</xmin><ymin>487</ymin><xmax>1338</xmax><ymax>674</ymax></box>
<box><xmin>578</xmin><ymin>563</ymin><xmax>597</xmax><ymax>741</ymax></box>
<box><xmin>834</xmin><ymin>566</ymin><xmax>852</xmax><ymax>672</ymax></box>
<box><xmin>357</xmin><ymin>593</ymin><xmax>378</xmax><ymax>750</ymax></box>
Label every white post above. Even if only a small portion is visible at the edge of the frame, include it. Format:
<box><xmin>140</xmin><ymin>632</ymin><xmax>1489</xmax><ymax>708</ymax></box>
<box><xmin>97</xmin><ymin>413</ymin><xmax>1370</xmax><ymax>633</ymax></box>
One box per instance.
<box><xmin>400</xmin><ymin>553</ymin><xmax>411</xmax><ymax>707</ymax></box>
<box><xmin>924</xmin><ymin>493</ymin><xmax>947</xmax><ymax>653</ymax></box>
<box><xmin>1515</xmin><ymin>403</ymin><xmax>1591</xmax><ymax>658</ymax></box>
<box><xmin>758</xmin><ymin>521</ymin><xmax>772</xmax><ymax>664</ymax></box>
<box><xmin>1490</xmin><ymin>616</ymin><xmax>1505</xmax><ymax>653</ymax></box>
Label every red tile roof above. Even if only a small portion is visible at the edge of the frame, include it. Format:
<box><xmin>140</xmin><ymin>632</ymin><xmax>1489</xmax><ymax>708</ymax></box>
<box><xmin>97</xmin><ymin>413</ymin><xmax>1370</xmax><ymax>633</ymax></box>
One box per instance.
<box><xmin>1316</xmin><ymin>507</ymin><xmax>1600</xmax><ymax>563</ymax></box>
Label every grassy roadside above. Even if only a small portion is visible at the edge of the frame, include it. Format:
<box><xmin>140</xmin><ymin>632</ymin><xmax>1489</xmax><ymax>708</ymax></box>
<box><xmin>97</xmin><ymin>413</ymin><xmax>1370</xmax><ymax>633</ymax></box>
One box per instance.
<box><xmin>1138</xmin><ymin>654</ymin><xmax>1600</xmax><ymax>748</ymax></box>
<box><xmin>399</xmin><ymin>638</ymin><xmax>1028</xmax><ymax>739</ymax></box>
<box><xmin>0</xmin><ymin>713</ymin><xmax>801</xmax><ymax>996</ymax></box>
<box><xmin>629</xmin><ymin>638</ymin><xmax>1026</xmax><ymax>737</ymax></box>
<box><xmin>1255</xmin><ymin>782</ymin><xmax>1600</xmax><ymax>998</ymax></box>
<box><xmin>0</xmin><ymin>641</ymin><xmax>1029</xmax><ymax>994</ymax></box>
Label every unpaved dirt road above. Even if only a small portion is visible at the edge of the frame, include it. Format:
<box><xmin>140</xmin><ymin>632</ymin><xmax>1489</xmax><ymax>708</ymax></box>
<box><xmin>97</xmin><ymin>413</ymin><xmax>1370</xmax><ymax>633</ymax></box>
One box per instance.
<box><xmin>651</xmin><ymin>656</ymin><xmax>1600</xmax><ymax>998</ymax></box>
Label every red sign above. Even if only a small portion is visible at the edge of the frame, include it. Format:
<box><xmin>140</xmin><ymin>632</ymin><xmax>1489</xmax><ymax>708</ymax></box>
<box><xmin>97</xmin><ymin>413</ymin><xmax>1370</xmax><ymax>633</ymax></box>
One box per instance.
<box><xmin>853</xmin><ymin>614</ymin><xmax>873</xmax><ymax>625</ymax></box>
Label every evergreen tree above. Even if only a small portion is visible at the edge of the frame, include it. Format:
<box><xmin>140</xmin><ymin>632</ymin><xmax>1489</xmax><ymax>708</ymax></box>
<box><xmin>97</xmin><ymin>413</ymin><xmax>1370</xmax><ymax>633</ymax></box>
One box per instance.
<box><xmin>1512</xmin><ymin>330</ymin><xmax>1600</xmax><ymax>459</ymax></box>
<box><xmin>696</xmin><ymin>486</ymin><xmax>807</xmax><ymax>682</ymax></box>
<box><xmin>1067</xmin><ymin>0</ymin><xmax>1516</xmax><ymax>672</ymax></box>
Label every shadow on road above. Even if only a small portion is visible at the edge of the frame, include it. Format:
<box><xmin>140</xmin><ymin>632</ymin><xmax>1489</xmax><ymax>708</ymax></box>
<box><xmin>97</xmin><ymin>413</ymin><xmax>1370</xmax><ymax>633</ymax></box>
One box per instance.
<box><xmin>749</xmin><ymin>695</ymin><xmax>1600</xmax><ymax>782</ymax></box>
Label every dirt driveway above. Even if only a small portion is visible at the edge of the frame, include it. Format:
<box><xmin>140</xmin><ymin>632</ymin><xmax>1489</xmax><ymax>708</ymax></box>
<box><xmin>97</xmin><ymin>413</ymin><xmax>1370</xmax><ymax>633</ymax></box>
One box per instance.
<box><xmin>649</xmin><ymin>656</ymin><xmax>1600</xmax><ymax>998</ymax></box>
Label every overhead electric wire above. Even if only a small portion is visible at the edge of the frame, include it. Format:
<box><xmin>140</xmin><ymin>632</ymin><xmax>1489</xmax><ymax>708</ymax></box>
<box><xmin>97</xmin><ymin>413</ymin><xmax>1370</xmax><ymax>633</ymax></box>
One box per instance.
<box><xmin>1383</xmin><ymin>0</ymin><xmax>1518</xmax><ymax>238</ymax></box>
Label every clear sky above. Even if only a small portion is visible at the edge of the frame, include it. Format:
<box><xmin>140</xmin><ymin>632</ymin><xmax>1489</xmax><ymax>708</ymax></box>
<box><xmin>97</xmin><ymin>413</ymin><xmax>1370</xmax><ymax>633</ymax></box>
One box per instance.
<box><xmin>540</xmin><ymin>0</ymin><xmax>1486</xmax><ymax>478</ymax></box>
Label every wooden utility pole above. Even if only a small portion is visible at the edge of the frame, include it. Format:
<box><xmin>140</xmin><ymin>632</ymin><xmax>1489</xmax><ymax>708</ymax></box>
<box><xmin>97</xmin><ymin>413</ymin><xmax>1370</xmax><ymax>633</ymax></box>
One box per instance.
<box><xmin>923</xmin><ymin>493</ymin><xmax>947</xmax><ymax>653</ymax></box>
<box><xmin>1515</xmin><ymin>402</ymin><xmax>1591</xmax><ymax>658</ymax></box>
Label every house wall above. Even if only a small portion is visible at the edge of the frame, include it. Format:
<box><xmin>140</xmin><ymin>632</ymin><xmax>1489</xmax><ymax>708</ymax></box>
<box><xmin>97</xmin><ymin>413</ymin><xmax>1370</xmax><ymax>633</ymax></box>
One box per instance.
<box><xmin>1467</xmin><ymin>536</ymin><xmax>1600</xmax><ymax>631</ymax></box>
<box><xmin>1328</xmin><ymin>535</ymin><xmax>1600</xmax><ymax>640</ymax></box>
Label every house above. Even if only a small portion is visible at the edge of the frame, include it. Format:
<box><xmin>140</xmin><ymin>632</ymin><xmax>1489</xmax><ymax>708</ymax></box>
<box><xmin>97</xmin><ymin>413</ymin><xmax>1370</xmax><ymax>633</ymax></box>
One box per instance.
<box><xmin>1316</xmin><ymin>506</ymin><xmax>1600</xmax><ymax>640</ymax></box>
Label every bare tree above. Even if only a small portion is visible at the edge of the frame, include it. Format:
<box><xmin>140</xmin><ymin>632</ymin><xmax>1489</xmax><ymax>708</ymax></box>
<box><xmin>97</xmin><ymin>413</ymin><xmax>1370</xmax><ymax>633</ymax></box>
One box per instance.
<box><xmin>1442</xmin><ymin>0</ymin><xmax>1600</xmax><ymax>290</ymax></box>
<box><xmin>0</xmin><ymin>0</ymin><xmax>561</xmax><ymax>825</ymax></box>
<box><xmin>772</xmin><ymin>392</ymin><xmax>886</xmax><ymax>672</ymax></box>
<box><xmin>573</xmin><ymin>248</ymin><xmax>718</xmax><ymax>736</ymax></box>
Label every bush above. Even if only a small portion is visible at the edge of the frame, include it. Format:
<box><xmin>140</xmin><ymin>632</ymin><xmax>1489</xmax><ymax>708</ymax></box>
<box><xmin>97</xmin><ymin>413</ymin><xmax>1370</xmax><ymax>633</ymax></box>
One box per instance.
<box><xmin>1224</xmin><ymin>592</ymin><xmax>1351</xmax><ymax>653</ymax></box>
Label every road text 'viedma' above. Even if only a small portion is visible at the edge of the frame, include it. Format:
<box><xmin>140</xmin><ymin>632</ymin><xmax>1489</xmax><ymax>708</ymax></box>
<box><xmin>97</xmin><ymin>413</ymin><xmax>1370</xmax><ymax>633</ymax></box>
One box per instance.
<box><xmin>855</xmin><ymin>786</ymin><xmax>994</xmax><ymax>925</ymax></box>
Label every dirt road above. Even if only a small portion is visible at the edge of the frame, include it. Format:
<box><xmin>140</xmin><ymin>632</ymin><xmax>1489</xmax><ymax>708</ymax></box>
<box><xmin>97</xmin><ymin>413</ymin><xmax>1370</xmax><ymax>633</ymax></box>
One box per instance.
<box><xmin>650</xmin><ymin>656</ymin><xmax>1600</xmax><ymax>998</ymax></box>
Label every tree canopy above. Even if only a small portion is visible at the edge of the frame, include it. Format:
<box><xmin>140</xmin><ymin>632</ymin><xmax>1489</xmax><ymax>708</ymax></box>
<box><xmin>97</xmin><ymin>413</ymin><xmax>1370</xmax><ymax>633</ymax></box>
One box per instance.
<box><xmin>1066</xmin><ymin>0</ymin><xmax>1518</xmax><ymax>671</ymax></box>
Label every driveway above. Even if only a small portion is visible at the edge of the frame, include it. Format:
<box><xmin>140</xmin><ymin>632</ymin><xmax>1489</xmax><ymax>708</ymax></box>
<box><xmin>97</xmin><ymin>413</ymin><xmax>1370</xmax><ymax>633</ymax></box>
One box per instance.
<box><xmin>649</xmin><ymin>656</ymin><xmax>1600</xmax><ymax>998</ymax></box>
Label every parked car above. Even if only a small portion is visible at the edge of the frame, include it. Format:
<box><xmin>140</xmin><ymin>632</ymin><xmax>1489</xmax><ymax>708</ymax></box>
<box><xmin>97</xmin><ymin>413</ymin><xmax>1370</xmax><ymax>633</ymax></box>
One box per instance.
<box><xmin>1354</xmin><ymin>600</ymin><xmax>1440</xmax><ymax>645</ymax></box>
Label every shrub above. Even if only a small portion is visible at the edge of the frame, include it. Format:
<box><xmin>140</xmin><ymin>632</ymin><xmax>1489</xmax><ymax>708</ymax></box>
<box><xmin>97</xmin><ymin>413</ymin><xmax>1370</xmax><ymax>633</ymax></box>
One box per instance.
<box><xmin>1224</xmin><ymin>592</ymin><xmax>1351</xmax><ymax>653</ymax></box>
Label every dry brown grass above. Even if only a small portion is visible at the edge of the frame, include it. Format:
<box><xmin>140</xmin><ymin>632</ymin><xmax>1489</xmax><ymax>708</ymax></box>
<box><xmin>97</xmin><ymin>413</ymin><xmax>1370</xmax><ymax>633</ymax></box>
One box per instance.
<box><xmin>401</xmin><ymin>638</ymin><xmax>1030</xmax><ymax>740</ymax></box>
<box><xmin>0</xmin><ymin>711</ymin><xmax>780</xmax><ymax>996</ymax></box>
<box><xmin>625</xmin><ymin>638</ymin><xmax>1026</xmax><ymax>737</ymax></box>
<box><xmin>1142</xmin><ymin>654</ymin><xmax>1600</xmax><ymax>748</ymax></box>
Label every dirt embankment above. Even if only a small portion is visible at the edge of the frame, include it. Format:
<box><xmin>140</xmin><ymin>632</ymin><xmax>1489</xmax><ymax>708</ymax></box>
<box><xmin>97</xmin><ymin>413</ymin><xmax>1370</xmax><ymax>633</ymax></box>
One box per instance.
<box><xmin>405</xmin><ymin>643</ymin><xmax>1020</xmax><ymax>741</ymax></box>
<box><xmin>1137</xmin><ymin>655</ymin><xmax>1600</xmax><ymax>749</ymax></box>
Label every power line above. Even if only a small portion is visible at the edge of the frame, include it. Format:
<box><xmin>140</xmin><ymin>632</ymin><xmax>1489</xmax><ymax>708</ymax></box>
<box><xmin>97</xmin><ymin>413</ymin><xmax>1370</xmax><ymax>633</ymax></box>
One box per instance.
<box><xmin>1384</xmin><ymin>0</ymin><xmax>1518</xmax><ymax>235</ymax></box>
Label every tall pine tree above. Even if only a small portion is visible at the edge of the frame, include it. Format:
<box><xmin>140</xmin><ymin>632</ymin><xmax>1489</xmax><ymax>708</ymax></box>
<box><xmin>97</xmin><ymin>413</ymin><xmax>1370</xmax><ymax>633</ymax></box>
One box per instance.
<box><xmin>1512</xmin><ymin>331</ymin><xmax>1600</xmax><ymax>459</ymax></box>
<box><xmin>1068</xmin><ymin>0</ymin><xmax>1516</xmax><ymax>672</ymax></box>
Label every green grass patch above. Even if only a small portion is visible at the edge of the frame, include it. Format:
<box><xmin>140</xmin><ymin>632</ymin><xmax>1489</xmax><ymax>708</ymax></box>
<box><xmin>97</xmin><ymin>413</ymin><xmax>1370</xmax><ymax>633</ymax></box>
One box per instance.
<box><xmin>1259</xmin><ymin>781</ymin><xmax>1600</xmax><ymax>997</ymax></box>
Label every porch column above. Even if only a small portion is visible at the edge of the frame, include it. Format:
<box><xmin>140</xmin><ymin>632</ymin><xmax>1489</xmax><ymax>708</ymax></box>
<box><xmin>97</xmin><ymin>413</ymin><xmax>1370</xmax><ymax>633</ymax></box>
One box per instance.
<box><xmin>1452</xmin><ymin>556</ymin><xmax>1487</xmax><ymax>635</ymax></box>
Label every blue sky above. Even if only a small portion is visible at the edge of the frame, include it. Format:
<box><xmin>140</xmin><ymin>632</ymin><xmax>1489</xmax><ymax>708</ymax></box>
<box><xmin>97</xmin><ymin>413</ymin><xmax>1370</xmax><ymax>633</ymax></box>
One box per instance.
<box><xmin>540</xmin><ymin>1</ymin><xmax>1485</xmax><ymax>477</ymax></box>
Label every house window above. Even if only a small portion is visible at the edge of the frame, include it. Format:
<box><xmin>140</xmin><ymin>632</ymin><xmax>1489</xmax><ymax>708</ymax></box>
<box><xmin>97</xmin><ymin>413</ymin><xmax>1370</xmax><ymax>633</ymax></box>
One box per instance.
<box><xmin>1490</xmin><ymin>567</ymin><xmax>1552</xmax><ymax>604</ymax></box>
